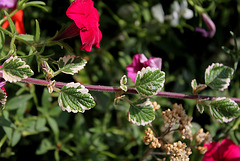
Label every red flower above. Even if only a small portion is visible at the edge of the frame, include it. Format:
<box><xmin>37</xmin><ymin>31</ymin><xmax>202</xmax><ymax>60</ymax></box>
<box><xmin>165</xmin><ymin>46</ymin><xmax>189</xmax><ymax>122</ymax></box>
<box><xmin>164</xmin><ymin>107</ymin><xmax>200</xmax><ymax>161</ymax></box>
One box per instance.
<box><xmin>202</xmin><ymin>139</ymin><xmax>240</xmax><ymax>161</ymax></box>
<box><xmin>2</xmin><ymin>9</ymin><xmax>26</xmax><ymax>34</ymax></box>
<box><xmin>65</xmin><ymin>0</ymin><xmax>102</xmax><ymax>52</ymax></box>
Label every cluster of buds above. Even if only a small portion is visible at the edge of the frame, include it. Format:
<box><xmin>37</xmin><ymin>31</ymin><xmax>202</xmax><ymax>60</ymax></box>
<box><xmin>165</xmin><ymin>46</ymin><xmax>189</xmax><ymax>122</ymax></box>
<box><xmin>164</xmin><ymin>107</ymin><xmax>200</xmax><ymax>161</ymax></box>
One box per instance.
<box><xmin>197</xmin><ymin>146</ymin><xmax>208</xmax><ymax>154</ymax></box>
<box><xmin>162</xmin><ymin>103</ymin><xmax>193</xmax><ymax>140</ymax></box>
<box><xmin>194</xmin><ymin>128</ymin><xmax>211</xmax><ymax>154</ymax></box>
<box><xmin>164</xmin><ymin>141</ymin><xmax>192</xmax><ymax>161</ymax></box>
<box><xmin>194</xmin><ymin>128</ymin><xmax>211</xmax><ymax>144</ymax></box>
<box><xmin>152</xmin><ymin>101</ymin><xmax>160</xmax><ymax>111</ymax></box>
<box><xmin>143</xmin><ymin>128</ymin><xmax>161</xmax><ymax>148</ymax></box>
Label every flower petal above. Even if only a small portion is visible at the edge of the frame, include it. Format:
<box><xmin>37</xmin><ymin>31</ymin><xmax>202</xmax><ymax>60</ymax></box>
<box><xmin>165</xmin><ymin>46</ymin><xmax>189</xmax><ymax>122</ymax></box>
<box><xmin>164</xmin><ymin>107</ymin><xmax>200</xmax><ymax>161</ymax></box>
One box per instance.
<box><xmin>0</xmin><ymin>0</ymin><xmax>16</xmax><ymax>8</ymax></box>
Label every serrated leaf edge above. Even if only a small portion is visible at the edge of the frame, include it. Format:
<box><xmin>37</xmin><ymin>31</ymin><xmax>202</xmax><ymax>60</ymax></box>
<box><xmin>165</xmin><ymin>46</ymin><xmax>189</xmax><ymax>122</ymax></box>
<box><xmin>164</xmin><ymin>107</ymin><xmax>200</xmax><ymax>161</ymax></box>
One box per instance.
<box><xmin>3</xmin><ymin>56</ymin><xmax>33</xmax><ymax>82</ymax></box>
<box><xmin>205</xmin><ymin>63</ymin><xmax>234</xmax><ymax>91</ymax></box>
<box><xmin>58</xmin><ymin>82</ymin><xmax>94</xmax><ymax>113</ymax></box>
<box><xmin>136</xmin><ymin>67</ymin><xmax>165</xmax><ymax>96</ymax></box>
<box><xmin>127</xmin><ymin>98</ymin><xmax>155</xmax><ymax>126</ymax></box>
<box><xmin>210</xmin><ymin>97</ymin><xmax>238</xmax><ymax>123</ymax></box>
<box><xmin>58</xmin><ymin>55</ymin><xmax>87</xmax><ymax>75</ymax></box>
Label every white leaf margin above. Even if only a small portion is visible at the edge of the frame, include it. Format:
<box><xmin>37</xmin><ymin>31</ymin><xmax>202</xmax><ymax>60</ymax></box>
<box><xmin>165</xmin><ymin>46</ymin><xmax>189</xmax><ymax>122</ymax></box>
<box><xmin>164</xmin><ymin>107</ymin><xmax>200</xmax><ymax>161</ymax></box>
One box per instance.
<box><xmin>210</xmin><ymin>97</ymin><xmax>239</xmax><ymax>123</ymax></box>
<box><xmin>58</xmin><ymin>55</ymin><xmax>87</xmax><ymax>75</ymax></box>
<box><xmin>58</xmin><ymin>82</ymin><xmax>92</xmax><ymax>113</ymax></box>
<box><xmin>3</xmin><ymin>56</ymin><xmax>32</xmax><ymax>82</ymax></box>
<box><xmin>127</xmin><ymin>98</ymin><xmax>155</xmax><ymax>126</ymax></box>
<box><xmin>136</xmin><ymin>67</ymin><xmax>165</xmax><ymax>96</ymax></box>
<box><xmin>205</xmin><ymin>63</ymin><xmax>234</xmax><ymax>91</ymax></box>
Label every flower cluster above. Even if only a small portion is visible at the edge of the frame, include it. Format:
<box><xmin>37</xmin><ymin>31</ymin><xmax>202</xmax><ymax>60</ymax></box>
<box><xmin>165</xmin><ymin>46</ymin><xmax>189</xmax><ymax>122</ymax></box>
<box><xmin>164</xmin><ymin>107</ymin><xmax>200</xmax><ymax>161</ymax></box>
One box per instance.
<box><xmin>164</xmin><ymin>141</ymin><xmax>192</xmax><ymax>161</ymax></box>
<box><xmin>152</xmin><ymin>101</ymin><xmax>160</xmax><ymax>111</ymax></box>
<box><xmin>143</xmin><ymin>128</ymin><xmax>161</xmax><ymax>149</ymax></box>
<box><xmin>162</xmin><ymin>103</ymin><xmax>193</xmax><ymax>140</ymax></box>
<box><xmin>194</xmin><ymin>128</ymin><xmax>211</xmax><ymax>145</ymax></box>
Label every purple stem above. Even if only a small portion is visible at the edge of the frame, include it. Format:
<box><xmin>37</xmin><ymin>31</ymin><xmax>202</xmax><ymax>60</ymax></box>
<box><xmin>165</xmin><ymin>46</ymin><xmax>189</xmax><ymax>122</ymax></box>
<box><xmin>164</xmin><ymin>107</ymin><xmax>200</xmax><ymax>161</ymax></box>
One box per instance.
<box><xmin>19</xmin><ymin>77</ymin><xmax>240</xmax><ymax>103</ymax></box>
<box><xmin>0</xmin><ymin>71</ymin><xmax>239</xmax><ymax>102</ymax></box>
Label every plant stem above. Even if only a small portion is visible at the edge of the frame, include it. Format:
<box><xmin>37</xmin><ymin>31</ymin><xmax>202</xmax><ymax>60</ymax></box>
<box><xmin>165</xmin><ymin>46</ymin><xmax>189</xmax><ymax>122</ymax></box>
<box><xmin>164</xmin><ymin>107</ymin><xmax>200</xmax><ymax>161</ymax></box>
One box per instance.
<box><xmin>1</xmin><ymin>72</ymin><xmax>240</xmax><ymax>102</ymax></box>
<box><xmin>140</xmin><ymin>148</ymin><xmax>153</xmax><ymax>161</ymax></box>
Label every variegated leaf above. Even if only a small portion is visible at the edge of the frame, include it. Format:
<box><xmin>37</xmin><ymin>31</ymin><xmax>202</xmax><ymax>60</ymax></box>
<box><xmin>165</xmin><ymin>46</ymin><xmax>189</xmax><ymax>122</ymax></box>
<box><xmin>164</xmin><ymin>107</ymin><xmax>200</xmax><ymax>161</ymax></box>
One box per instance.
<box><xmin>2</xmin><ymin>56</ymin><xmax>34</xmax><ymax>82</ymax></box>
<box><xmin>58</xmin><ymin>55</ymin><xmax>87</xmax><ymax>75</ymax></box>
<box><xmin>58</xmin><ymin>82</ymin><xmax>95</xmax><ymax>113</ymax></box>
<box><xmin>135</xmin><ymin>67</ymin><xmax>165</xmax><ymax>96</ymax></box>
<box><xmin>127</xmin><ymin>98</ymin><xmax>155</xmax><ymax>126</ymax></box>
<box><xmin>205</xmin><ymin>63</ymin><xmax>234</xmax><ymax>91</ymax></box>
<box><xmin>210</xmin><ymin>97</ymin><xmax>240</xmax><ymax>123</ymax></box>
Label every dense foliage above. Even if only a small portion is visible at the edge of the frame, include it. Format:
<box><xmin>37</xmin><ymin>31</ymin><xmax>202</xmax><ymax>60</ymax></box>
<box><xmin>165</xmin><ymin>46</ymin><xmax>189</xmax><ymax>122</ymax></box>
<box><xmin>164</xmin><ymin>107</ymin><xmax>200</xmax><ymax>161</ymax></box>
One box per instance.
<box><xmin>0</xmin><ymin>0</ymin><xmax>240</xmax><ymax>160</ymax></box>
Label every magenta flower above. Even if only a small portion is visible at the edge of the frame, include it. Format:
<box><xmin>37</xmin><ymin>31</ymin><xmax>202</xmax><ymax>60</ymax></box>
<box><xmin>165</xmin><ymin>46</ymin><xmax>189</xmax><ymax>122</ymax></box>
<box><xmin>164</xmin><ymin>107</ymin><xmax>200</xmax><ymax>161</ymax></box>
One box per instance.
<box><xmin>126</xmin><ymin>54</ymin><xmax>162</xmax><ymax>81</ymax></box>
<box><xmin>195</xmin><ymin>13</ymin><xmax>216</xmax><ymax>38</ymax></box>
<box><xmin>202</xmin><ymin>139</ymin><xmax>240</xmax><ymax>161</ymax></box>
<box><xmin>55</xmin><ymin>0</ymin><xmax>102</xmax><ymax>52</ymax></box>
<box><xmin>0</xmin><ymin>0</ymin><xmax>17</xmax><ymax>8</ymax></box>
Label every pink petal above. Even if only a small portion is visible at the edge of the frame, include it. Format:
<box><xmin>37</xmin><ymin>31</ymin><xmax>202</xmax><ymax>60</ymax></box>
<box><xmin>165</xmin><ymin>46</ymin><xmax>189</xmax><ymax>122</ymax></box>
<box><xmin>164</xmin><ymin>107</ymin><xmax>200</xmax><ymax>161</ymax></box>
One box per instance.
<box><xmin>148</xmin><ymin>57</ymin><xmax>162</xmax><ymax>69</ymax></box>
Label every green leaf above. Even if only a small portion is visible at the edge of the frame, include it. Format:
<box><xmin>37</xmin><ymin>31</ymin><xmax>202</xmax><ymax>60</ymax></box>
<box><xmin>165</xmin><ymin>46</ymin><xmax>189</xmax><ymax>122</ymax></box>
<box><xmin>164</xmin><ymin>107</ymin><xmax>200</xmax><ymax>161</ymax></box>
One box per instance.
<box><xmin>58</xmin><ymin>55</ymin><xmax>87</xmax><ymax>75</ymax></box>
<box><xmin>127</xmin><ymin>98</ymin><xmax>155</xmax><ymax>126</ymax></box>
<box><xmin>47</xmin><ymin>117</ymin><xmax>59</xmax><ymax>139</ymax></box>
<box><xmin>36</xmin><ymin>139</ymin><xmax>54</xmax><ymax>155</ymax></box>
<box><xmin>0</xmin><ymin>30</ymin><xmax>5</xmax><ymax>55</ymax></box>
<box><xmin>2</xmin><ymin>56</ymin><xmax>34</xmax><ymax>82</ymax></box>
<box><xmin>35</xmin><ymin>117</ymin><xmax>47</xmax><ymax>131</ymax></box>
<box><xmin>4</xmin><ymin>11</ymin><xmax>16</xmax><ymax>33</ymax></box>
<box><xmin>0</xmin><ymin>116</ymin><xmax>14</xmax><ymax>128</ymax></box>
<box><xmin>11</xmin><ymin>130</ymin><xmax>21</xmax><ymax>147</ymax></box>
<box><xmin>16</xmin><ymin>34</ymin><xmax>34</xmax><ymax>42</ymax></box>
<box><xmin>0</xmin><ymin>88</ymin><xmax>7</xmax><ymax>110</ymax></box>
<box><xmin>58</xmin><ymin>82</ymin><xmax>95</xmax><ymax>113</ymax></box>
<box><xmin>24</xmin><ymin>1</ymin><xmax>48</xmax><ymax>12</ymax></box>
<box><xmin>6</xmin><ymin>94</ymin><xmax>32</xmax><ymax>110</ymax></box>
<box><xmin>205</xmin><ymin>63</ymin><xmax>234</xmax><ymax>91</ymax></box>
<box><xmin>210</xmin><ymin>98</ymin><xmax>240</xmax><ymax>123</ymax></box>
<box><xmin>35</xmin><ymin>19</ymin><xmax>40</xmax><ymax>42</ymax></box>
<box><xmin>135</xmin><ymin>67</ymin><xmax>165</xmax><ymax>96</ymax></box>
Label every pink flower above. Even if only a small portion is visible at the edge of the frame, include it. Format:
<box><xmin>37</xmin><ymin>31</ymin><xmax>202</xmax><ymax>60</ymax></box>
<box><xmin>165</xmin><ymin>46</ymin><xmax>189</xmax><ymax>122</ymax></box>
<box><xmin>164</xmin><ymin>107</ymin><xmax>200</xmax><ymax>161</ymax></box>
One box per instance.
<box><xmin>0</xmin><ymin>0</ymin><xmax>17</xmax><ymax>8</ymax></box>
<box><xmin>195</xmin><ymin>13</ymin><xmax>216</xmax><ymax>38</ymax></box>
<box><xmin>55</xmin><ymin>0</ymin><xmax>102</xmax><ymax>52</ymax></box>
<box><xmin>126</xmin><ymin>54</ymin><xmax>162</xmax><ymax>81</ymax></box>
<box><xmin>202</xmin><ymin>139</ymin><xmax>240</xmax><ymax>161</ymax></box>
